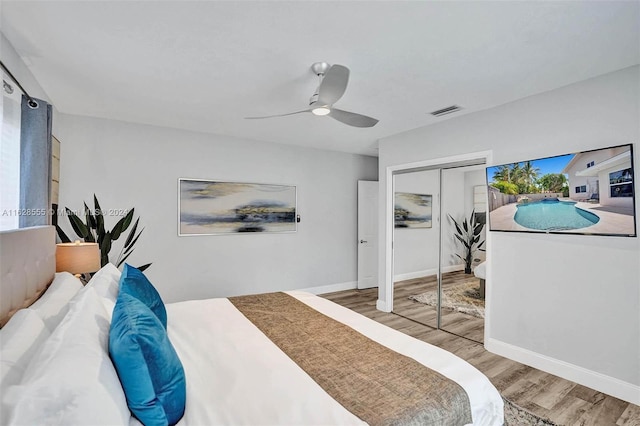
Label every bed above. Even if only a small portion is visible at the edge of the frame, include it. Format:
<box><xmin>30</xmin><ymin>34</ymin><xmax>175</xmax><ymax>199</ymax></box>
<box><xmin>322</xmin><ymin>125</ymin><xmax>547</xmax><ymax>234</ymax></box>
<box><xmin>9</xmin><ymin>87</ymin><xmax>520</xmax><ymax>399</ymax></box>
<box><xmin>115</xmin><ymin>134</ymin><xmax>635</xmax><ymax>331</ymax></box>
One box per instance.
<box><xmin>0</xmin><ymin>226</ymin><xmax>504</xmax><ymax>425</ymax></box>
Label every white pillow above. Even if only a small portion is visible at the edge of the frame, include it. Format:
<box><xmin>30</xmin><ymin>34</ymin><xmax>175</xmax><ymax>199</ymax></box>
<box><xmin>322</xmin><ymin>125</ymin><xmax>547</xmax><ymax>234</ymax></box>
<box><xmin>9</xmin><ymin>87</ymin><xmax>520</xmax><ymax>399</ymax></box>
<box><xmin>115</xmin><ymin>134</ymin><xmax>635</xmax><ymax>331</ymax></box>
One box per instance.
<box><xmin>85</xmin><ymin>263</ymin><xmax>122</xmax><ymax>319</ymax></box>
<box><xmin>5</xmin><ymin>288</ymin><xmax>130</xmax><ymax>426</ymax></box>
<box><xmin>29</xmin><ymin>272</ymin><xmax>83</xmax><ymax>331</ymax></box>
<box><xmin>0</xmin><ymin>309</ymin><xmax>51</xmax><ymax>424</ymax></box>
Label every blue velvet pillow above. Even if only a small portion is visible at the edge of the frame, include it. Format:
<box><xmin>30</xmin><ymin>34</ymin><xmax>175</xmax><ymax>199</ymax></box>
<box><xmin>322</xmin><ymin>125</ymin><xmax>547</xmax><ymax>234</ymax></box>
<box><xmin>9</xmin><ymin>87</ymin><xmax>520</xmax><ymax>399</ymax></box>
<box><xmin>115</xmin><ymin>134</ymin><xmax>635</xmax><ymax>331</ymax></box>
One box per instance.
<box><xmin>119</xmin><ymin>263</ymin><xmax>167</xmax><ymax>329</ymax></box>
<box><xmin>109</xmin><ymin>292</ymin><xmax>186</xmax><ymax>426</ymax></box>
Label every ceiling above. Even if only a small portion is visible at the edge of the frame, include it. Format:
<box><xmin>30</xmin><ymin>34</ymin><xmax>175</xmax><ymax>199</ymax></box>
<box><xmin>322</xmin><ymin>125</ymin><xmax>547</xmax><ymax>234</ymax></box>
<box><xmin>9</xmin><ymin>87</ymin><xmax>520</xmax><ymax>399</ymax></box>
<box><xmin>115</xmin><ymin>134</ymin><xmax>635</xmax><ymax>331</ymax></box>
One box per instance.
<box><xmin>1</xmin><ymin>1</ymin><xmax>638</xmax><ymax>157</ymax></box>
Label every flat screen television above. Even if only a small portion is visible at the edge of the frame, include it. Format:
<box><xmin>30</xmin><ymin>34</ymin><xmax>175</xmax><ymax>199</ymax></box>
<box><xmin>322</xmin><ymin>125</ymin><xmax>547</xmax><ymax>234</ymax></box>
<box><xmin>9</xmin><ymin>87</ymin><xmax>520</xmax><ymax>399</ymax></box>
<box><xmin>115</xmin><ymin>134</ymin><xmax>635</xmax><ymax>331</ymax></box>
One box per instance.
<box><xmin>486</xmin><ymin>143</ymin><xmax>636</xmax><ymax>237</ymax></box>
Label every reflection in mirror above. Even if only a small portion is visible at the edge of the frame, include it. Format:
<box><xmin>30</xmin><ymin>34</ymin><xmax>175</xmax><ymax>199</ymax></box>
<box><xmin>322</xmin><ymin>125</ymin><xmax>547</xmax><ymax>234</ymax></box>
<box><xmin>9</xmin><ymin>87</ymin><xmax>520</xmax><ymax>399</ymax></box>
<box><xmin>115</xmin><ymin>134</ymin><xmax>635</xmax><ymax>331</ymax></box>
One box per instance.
<box><xmin>439</xmin><ymin>166</ymin><xmax>487</xmax><ymax>343</ymax></box>
<box><xmin>391</xmin><ymin>169</ymin><xmax>440</xmax><ymax>329</ymax></box>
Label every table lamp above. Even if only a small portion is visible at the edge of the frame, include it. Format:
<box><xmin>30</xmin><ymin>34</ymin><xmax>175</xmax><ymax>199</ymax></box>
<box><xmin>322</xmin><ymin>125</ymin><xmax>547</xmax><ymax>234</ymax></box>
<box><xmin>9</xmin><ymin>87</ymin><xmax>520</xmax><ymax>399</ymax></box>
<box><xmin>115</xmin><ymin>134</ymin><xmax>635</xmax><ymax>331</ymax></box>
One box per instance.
<box><xmin>56</xmin><ymin>241</ymin><xmax>101</xmax><ymax>283</ymax></box>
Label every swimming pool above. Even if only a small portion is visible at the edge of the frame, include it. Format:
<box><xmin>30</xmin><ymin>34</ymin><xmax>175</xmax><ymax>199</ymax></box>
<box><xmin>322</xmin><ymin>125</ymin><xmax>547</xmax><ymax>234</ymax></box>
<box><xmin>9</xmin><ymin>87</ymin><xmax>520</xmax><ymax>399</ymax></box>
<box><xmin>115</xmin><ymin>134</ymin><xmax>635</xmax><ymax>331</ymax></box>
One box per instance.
<box><xmin>514</xmin><ymin>199</ymin><xmax>600</xmax><ymax>231</ymax></box>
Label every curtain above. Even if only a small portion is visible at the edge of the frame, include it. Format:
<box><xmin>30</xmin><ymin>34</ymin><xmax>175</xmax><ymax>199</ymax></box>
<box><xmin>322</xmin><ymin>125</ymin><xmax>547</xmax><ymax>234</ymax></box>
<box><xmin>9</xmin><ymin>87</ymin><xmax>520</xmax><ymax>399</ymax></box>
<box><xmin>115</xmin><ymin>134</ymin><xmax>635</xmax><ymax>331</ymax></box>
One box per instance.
<box><xmin>19</xmin><ymin>95</ymin><xmax>52</xmax><ymax>228</ymax></box>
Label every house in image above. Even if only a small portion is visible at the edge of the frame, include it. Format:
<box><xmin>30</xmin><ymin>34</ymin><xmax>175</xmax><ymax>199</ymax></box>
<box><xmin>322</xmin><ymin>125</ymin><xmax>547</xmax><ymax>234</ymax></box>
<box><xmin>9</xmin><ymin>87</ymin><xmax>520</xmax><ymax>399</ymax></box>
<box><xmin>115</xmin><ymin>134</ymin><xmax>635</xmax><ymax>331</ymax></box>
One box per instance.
<box><xmin>563</xmin><ymin>145</ymin><xmax>634</xmax><ymax>210</ymax></box>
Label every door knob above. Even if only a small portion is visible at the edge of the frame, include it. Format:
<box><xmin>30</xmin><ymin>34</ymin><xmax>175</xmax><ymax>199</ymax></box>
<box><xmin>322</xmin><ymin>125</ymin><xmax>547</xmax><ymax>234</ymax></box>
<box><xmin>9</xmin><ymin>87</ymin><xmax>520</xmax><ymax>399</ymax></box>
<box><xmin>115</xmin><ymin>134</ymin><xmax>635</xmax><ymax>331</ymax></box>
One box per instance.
<box><xmin>360</xmin><ymin>239</ymin><xmax>368</xmax><ymax>243</ymax></box>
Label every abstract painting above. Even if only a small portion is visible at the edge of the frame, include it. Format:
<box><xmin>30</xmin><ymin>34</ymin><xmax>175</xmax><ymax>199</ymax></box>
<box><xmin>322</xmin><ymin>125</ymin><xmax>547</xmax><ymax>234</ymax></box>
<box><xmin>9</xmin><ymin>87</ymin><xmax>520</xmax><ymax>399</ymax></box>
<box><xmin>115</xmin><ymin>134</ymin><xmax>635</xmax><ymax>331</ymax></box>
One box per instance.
<box><xmin>179</xmin><ymin>179</ymin><xmax>297</xmax><ymax>236</ymax></box>
<box><xmin>394</xmin><ymin>192</ymin><xmax>432</xmax><ymax>229</ymax></box>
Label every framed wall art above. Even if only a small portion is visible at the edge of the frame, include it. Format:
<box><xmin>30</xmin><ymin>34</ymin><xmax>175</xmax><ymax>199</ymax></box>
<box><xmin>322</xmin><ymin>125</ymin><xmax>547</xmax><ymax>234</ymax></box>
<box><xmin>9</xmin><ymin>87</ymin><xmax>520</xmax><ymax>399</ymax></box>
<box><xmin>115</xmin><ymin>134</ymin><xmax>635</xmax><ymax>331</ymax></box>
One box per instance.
<box><xmin>179</xmin><ymin>179</ymin><xmax>297</xmax><ymax>236</ymax></box>
<box><xmin>394</xmin><ymin>192</ymin><xmax>433</xmax><ymax>229</ymax></box>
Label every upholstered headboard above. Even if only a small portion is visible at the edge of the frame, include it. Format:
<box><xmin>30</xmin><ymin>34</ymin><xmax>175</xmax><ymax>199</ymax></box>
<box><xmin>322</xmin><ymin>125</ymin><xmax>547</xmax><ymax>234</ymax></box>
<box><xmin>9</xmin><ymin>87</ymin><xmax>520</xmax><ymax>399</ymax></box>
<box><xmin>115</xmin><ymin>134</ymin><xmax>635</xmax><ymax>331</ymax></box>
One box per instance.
<box><xmin>0</xmin><ymin>226</ymin><xmax>56</xmax><ymax>326</ymax></box>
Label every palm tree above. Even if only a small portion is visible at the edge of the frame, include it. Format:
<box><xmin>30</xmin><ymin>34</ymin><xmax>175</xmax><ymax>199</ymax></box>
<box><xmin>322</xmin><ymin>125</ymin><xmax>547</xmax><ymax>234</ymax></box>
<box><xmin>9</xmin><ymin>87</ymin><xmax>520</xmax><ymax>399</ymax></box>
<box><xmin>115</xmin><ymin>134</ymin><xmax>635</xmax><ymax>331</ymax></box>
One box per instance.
<box><xmin>510</xmin><ymin>163</ymin><xmax>523</xmax><ymax>185</ymax></box>
<box><xmin>493</xmin><ymin>165</ymin><xmax>513</xmax><ymax>183</ymax></box>
<box><xmin>521</xmin><ymin>161</ymin><xmax>540</xmax><ymax>193</ymax></box>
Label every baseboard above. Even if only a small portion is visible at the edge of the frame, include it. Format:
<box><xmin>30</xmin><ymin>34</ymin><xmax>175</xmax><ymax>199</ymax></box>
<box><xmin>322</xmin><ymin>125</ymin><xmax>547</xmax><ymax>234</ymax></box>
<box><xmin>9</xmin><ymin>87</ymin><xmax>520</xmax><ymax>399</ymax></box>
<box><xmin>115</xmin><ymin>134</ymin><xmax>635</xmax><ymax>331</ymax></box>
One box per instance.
<box><xmin>302</xmin><ymin>281</ymin><xmax>357</xmax><ymax>295</ymax></box>
<box><xmin>486</xmin><ymin>338</ymin><xmax>640</xmax><ymax>405</ymax></box>
<box><xmin>441</xmin><ymin>264</ymin><xmax>466</xmax><ymax>273</ymax></box>
<box><xmin>393</xmin><ymin>268</ymin><xmax>437</xmax><ymax>282</ymax></box>
<box><xmin>394</xmin><ymin>264</ymin><xmax>465</xmax><ymax>282</ymax></box>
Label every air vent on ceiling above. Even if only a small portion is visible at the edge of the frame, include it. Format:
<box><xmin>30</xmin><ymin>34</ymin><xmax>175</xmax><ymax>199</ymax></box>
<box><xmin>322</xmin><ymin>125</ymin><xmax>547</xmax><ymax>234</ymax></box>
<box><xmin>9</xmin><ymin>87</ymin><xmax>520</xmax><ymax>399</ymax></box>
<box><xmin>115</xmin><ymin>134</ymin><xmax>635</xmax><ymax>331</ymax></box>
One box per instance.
<box><xmin>430</xmin><ymin>105</ymin><xmax>462</xmax><ymax>117</ymax></box>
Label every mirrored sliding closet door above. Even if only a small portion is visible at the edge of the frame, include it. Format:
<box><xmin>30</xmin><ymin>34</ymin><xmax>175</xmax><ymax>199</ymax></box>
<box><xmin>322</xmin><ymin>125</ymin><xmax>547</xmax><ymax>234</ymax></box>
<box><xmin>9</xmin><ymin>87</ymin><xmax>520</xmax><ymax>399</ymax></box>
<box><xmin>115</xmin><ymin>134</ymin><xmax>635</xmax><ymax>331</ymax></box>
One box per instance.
<box><xmin>391</xmin><ymin>169</ymin><xmax>441</xmax><ymax>330</ymax></box>
<box><xmin>391</xmin><ymin>160</ymin><xmax>487</xmax><ymax>344</ymax></box>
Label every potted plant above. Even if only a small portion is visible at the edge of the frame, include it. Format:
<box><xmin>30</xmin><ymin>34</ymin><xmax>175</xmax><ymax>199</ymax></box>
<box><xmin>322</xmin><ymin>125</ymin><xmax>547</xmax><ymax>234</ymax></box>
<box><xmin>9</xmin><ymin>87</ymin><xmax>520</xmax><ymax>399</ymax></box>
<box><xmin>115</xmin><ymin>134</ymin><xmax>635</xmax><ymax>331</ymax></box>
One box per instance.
<box><xmin>448</xmin><ymin>210</ymin><xmax>485</xmax><ymax>274</ymax></box>
<box><xmin>56</xmin><ymin>195</ymin><xmax>151</xmax><ymax>271</ymax></box>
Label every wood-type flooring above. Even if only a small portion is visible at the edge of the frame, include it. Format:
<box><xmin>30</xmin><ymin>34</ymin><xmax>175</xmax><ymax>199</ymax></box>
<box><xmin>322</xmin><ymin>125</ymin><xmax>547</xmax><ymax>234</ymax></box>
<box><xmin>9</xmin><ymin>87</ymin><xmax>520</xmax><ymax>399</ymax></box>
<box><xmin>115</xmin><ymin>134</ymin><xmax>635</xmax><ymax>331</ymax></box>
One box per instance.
<box><xmin>321</xmin><ymin>282</ymin><xmax>639</xmax><ymax>426</ymax></box>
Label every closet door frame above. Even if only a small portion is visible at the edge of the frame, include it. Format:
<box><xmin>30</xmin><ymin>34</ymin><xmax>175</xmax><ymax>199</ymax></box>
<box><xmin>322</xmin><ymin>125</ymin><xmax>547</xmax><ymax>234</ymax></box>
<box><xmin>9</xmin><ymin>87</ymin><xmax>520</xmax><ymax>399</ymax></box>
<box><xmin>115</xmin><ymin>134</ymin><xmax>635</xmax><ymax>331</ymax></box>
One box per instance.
<box><xmin>382</xmin><ymin>151</ymin><xmax>491</xmax><ymax>330</ymax></box>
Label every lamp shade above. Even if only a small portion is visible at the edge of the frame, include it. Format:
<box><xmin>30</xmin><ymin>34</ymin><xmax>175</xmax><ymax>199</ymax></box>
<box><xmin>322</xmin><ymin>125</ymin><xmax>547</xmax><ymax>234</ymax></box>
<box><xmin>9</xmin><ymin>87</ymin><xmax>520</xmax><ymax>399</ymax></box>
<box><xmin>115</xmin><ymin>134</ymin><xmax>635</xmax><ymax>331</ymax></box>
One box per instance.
<box><xmin>56</xmin><ymin>242</ymin><xmax>101</xmax><ymax>274</ymax></box>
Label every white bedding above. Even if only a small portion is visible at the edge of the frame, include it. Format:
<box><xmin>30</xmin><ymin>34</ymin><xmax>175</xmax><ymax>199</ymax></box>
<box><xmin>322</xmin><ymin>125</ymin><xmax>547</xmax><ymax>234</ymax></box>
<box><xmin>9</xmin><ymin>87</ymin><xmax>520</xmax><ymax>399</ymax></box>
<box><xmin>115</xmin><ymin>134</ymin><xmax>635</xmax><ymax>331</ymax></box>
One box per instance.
<box><xmin>166</xmin><ymin>291</ymin><xmax>503</xmax><ymax>426</ymax></box>
<box><xmin>2</xmin><ymin>256</ymin><xmax>502</xmax><ymax>425</ymax></box>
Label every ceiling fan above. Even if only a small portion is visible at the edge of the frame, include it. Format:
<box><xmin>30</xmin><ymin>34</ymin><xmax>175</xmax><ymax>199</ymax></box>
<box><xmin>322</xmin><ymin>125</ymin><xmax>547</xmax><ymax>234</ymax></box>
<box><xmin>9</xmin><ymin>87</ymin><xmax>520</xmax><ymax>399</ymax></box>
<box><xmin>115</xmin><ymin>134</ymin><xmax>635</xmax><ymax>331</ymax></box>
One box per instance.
<box><xmin>245</xmin><ymin>62</ymin><xmax>379</xmax><ymax>128</ymax></box>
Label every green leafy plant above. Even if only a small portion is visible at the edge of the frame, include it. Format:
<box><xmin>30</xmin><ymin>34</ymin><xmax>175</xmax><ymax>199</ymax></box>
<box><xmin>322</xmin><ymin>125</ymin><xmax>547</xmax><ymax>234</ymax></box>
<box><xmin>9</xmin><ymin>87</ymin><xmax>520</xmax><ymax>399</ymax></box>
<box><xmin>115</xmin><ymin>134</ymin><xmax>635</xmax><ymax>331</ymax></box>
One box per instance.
<box><xmin>490</xmin><ymin>181</ymin><xmax>518</xmax><ymax>195</ymax></box>
<box><xmin>56</xmin><ymin>195</ymin><xmax>151</xmax><ymax>271</ymax></box>
<box><xmin>449</xmin><ymin>210</ymin><xmax>485</xmax><ymax>274</ymax></box>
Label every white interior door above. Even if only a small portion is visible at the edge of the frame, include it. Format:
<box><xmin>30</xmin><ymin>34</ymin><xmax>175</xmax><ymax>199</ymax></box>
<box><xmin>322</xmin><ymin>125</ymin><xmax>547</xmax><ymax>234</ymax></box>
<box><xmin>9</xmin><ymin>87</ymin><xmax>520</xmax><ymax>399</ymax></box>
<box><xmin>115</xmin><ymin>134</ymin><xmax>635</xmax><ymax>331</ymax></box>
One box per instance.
<box><xmin>357</xmin><ymin>181</ymin><xmax>378</xmax><ymax>289</ymax></box>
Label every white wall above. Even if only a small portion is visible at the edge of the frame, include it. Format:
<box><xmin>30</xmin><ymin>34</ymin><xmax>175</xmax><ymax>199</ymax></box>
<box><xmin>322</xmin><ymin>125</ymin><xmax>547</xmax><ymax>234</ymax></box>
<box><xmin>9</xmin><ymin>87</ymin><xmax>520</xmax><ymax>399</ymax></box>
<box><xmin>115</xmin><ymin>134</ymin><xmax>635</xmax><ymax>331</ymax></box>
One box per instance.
<box><xmin>440</xmin><ymin>168</ymin><xmax>468</xmax><ymax>270</ymax></box>
<box><xmin>56</xmin><ymin>114</ymin><xmax>377</xmax><ymax>302</ymax></box>
<box><xmin>378</xmin><ymin>66</ymin><xmax>640</xmax><ymax>404</ymax></box>
<box><xmin>464</xmin><ymin>170</ymin><xmax>486</xmax><ymax>215</ymax></box>
<box><xmin>1</xmin><ymin>33</ymin><xmax>60</xmax><ymax>134</ymax></box>
<box><xmin>393</xmin><ymin>170</ymin><xmax>440</xmax><ymax>280</ymax></box>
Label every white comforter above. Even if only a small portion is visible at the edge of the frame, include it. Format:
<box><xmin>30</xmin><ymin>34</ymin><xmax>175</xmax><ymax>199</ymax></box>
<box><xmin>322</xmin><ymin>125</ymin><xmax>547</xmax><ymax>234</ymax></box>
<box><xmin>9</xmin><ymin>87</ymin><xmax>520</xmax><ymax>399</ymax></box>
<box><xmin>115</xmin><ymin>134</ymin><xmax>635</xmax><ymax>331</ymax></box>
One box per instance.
<box><xmin>161</xmin><ymin>291</ymin><xmax>503</xmax><ymax>426</ymax></box>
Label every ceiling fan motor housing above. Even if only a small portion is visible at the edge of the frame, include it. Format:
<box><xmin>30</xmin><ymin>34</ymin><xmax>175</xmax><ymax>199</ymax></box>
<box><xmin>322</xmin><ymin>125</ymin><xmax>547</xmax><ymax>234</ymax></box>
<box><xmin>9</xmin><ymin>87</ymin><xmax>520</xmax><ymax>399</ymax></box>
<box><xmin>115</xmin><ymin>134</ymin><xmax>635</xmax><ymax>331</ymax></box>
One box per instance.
<box><xmin>309</xmin><ymin>62</ymin><xmax>329</xmax><ymax>106</ymax></box>
<box><xmin>311</xmin><ymin>62</ymin><xmax>331</xmax><ymax>76</ymax></box>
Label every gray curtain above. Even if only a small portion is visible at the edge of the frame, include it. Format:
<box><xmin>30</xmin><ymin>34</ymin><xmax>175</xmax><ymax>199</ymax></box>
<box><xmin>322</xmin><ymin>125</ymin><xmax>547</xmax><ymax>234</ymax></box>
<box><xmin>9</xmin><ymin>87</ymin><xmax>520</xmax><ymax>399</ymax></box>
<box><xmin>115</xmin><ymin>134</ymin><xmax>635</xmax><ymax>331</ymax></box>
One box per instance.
<box><xmin>19</xmin><ymin>95</ymin><xmax>52</xmax><ymax>228</ymax></box>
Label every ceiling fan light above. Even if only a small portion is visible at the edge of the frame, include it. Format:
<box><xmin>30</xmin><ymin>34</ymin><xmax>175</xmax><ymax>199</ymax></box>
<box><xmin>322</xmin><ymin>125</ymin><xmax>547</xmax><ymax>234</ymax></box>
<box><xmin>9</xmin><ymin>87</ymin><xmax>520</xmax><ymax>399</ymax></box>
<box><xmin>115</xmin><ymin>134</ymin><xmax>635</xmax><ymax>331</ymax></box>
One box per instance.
<box><xmin>311</xmin><ymin>106</ymin><xmax>331</xmax><ymax>116</ymax></box>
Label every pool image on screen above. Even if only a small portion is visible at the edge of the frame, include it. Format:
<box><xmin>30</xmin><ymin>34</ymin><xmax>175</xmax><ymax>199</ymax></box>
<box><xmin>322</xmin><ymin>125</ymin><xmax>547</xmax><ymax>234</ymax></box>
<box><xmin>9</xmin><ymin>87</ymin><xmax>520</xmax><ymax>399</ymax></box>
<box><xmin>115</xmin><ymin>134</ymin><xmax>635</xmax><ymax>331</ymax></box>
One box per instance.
<box><xmin>486</xmin><ymin>144</ymin><xmax>637</xmax><ymax>237</ymax></box>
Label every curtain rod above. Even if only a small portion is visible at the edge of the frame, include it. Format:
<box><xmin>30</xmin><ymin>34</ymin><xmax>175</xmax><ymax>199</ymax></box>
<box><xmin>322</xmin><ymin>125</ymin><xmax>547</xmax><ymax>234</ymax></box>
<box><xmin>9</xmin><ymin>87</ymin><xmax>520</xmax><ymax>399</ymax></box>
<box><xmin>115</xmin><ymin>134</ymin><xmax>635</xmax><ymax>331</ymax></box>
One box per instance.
<box><xmin>0</xmin><ymin>60</ymin><xmax>39</xmax><ymax>108</ymax></box>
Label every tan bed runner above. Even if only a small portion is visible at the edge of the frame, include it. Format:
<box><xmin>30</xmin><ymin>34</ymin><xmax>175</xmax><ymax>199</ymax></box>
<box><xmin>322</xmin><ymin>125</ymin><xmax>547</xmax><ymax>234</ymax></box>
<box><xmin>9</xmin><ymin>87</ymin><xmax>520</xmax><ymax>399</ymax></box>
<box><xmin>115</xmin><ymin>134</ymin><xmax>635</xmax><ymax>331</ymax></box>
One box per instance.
<box><xmin>229</xmin><ymin>292</ymin><xmax>472</xmax><ymax>426</ymax></box>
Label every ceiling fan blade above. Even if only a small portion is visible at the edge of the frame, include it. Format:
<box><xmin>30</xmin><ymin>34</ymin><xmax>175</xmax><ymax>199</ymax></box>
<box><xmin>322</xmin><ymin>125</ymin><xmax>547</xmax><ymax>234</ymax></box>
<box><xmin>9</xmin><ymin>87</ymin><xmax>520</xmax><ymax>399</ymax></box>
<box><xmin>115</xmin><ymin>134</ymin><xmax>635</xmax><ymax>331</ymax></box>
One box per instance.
<box><xmin>328</xmin><ymin>108</ymin><xmax>379</xmax><ymax>128</ymax></box>
<box><xmin>317</xmin><ymin>65</ymin><xmax>349</xmax><ymax>105</ymax></box>
<box><xmin>245</xmin><ymin>109</ymin><xmax>310</xmax><ymax>119</ymax></box>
